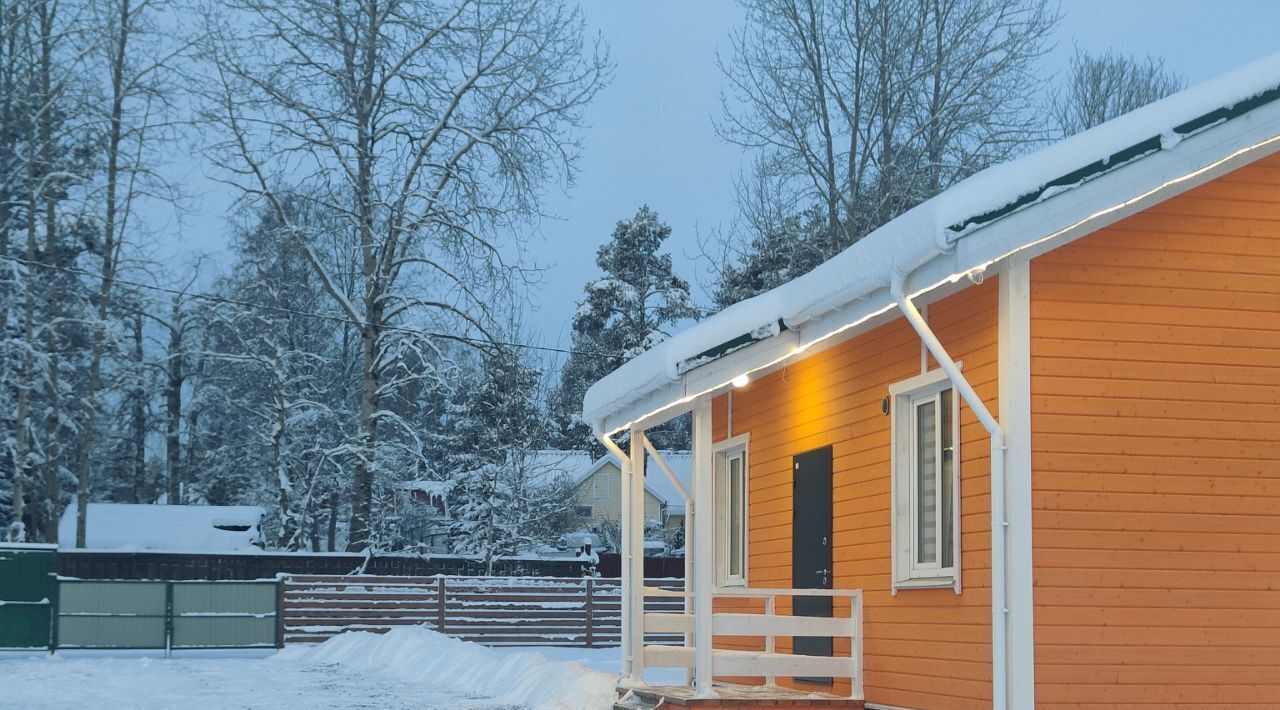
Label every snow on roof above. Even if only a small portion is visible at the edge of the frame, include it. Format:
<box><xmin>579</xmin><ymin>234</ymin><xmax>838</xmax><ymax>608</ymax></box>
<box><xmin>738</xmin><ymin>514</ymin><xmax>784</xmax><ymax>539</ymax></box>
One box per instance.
<box><xmin>584</xmin><ymin>52</ymin><xmax>1280</xmax><ymax>432</ymax></box>
<box><xmin>582</xmin><ymin>449</ymin><xmax>692</xmax><ymax>513</ymax></box>
<box><xmin>520</xmin><ymin>449</ymin><xmax>596</xmax><ymax>488</ymax></box>
<box><xmin>398</xmin><ymin>479</ymin><xmax>454</xmax><ymax>506</ymax></box>
<box><xmin>59</xmin><ymin>500</ymin><xmax>265</xmax><ymax>552</ymax></box>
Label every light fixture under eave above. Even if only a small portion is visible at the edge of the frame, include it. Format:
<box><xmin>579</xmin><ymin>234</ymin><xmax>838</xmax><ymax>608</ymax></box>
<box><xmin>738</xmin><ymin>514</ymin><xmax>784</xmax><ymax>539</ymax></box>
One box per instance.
<box><xmin>731</xmin><ymin>374</ymin><xmax>750</xmax><ymax>389</ymax></box>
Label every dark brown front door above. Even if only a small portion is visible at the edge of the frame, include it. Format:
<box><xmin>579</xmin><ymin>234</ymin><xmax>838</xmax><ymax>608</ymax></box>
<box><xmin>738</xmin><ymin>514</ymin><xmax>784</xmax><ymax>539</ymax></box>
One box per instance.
<box><xmin>792</xmin><ymin>445</ymin><xmax>833</xmax><ymax>683</ymax></box>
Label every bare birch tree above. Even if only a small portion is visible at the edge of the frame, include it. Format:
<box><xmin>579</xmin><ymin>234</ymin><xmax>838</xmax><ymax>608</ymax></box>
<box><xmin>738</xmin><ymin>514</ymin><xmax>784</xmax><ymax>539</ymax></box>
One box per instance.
<box><xmin>713</xmin><ymin>0</ymin><xmax>1056</xmax><ymax>305</ymax></box>
<box><xmin>202</xmin><ymin>0</ymin><xmax>607</xmax><ymax>550</ymax></box>
<box><xmin>70</xmin><ymin>0</ymin><xmax>186</xmax><ymax>545</ymax></box>
<box><xmin>1051</xmin><ymin>46</ymin><xmax>1183</xmax><ymax>137</ymax></box>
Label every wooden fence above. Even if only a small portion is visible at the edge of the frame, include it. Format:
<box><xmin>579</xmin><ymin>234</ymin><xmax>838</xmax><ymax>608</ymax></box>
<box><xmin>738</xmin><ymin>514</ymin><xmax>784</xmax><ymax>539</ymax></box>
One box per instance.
<box><xmin>280</xmin><ymin>575</ymin><xmax>684</xmax><ymax>647</ymax></box>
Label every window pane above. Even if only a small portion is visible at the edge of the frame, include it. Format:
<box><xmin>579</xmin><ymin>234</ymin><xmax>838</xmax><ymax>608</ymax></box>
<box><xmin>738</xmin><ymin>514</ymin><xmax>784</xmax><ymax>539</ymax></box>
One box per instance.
<box><xmin>916</xmin><ymin>400</ymin><xmax>937</xmax><ymax>565</ymax></box>
<box><xmin>729</xmin><ymin>456</ymin><xmax>743</xmax><ymax>577</ymax></box>
<box><xmin>940</xmin><ymin>389</ymin><xmax>954</xmax><ymax>569</ymax></box>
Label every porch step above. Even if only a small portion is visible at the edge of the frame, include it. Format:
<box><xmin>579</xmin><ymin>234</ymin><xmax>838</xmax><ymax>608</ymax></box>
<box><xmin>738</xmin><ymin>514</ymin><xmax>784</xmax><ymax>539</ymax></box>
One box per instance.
<box><xmin>613</xmin><ymin>689</ymin><xmax>662</xmax><ymax>710</ymax></box>
<box><xmin>644</xmin><ymin>644</ymin><xmax>857</xmax><ymax>679</ymax></box>
<box><xmin>619</xmin><ymin>684</ymin><xmax>863</xmax><ymax>709</ymax></box>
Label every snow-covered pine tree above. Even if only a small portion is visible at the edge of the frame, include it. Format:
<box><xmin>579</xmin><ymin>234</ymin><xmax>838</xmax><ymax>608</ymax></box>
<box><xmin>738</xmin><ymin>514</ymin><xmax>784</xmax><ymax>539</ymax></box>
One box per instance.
<box><xmin>446</xmin><ymin>344</ymin><xmax>568</xmax><ymax>574</ymax></box>
<box><xmin>712</xmin><ymin>206</ymin><xmax>828</xmax><ymax>310</ymax></box>
<box><xmin>192</xmin><ymin>197</ymin><xmax>356</xmax><ymax>550</ymax></box>
<box><xmin>549</xmin><ymin>206</ymin><xmax>699</xmax><ymax>451</ymax></box>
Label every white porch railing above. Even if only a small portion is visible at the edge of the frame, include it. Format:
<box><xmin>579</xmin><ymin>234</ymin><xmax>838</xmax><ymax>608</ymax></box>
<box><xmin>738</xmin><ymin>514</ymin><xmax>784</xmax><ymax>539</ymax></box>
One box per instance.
<box><xmin>640</xmin><ymin>586</ymin><xmax>864</xmax><ymax>700</ymax></box>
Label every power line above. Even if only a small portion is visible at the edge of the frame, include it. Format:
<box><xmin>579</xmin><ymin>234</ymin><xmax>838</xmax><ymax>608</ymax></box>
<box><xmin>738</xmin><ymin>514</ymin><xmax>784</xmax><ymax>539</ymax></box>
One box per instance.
<box><xmin>0</xmin><ymin>253</ymin><xmax>620</xmax><ymax>360</ymax></box>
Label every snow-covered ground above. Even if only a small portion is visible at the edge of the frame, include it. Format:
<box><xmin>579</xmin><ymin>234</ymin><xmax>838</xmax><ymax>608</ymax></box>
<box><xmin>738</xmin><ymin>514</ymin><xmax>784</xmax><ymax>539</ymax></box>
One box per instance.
<box><xmin>0</xmin><ymin>629</ymin><xmax>678</xmax><ymax>710</ymax></box>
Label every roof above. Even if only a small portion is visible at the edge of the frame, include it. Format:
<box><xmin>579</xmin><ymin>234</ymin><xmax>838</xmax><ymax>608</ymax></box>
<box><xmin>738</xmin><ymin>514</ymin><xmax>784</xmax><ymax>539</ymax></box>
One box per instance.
<box><xmin>576</xmin><ymin>449</ymin><xmax>692</xmax><ymax>514</ymax></box>
<box><xmin>519</xmin><ymin>449</ymin><xmax>597</xmax><ymax>488</ymax></box>
<box><xmin>584</xmin><ymin>52</ymin><xmax>1280</xmax><ymax>435</ymax></box>
<box><xmin>59</xmin><ymin>501</ymin><xmax>266</xmax><ymax>552</ymax></box>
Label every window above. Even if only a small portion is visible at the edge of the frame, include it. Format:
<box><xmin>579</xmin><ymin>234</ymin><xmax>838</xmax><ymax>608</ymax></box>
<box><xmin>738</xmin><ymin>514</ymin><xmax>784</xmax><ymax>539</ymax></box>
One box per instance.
<box><xmin>715</xmin><ymin>436</ymin><xmax>749</xmax><ymax>586</ymax></box>
<box><xmin>575</xmin><ymin>505</ymin><xmax>593</xmax><ymax>518</ymax></box>
<box><xmin>889</xmin><ymin>368</ymin><xmax>961</xmax><ymax>592</ymax></box>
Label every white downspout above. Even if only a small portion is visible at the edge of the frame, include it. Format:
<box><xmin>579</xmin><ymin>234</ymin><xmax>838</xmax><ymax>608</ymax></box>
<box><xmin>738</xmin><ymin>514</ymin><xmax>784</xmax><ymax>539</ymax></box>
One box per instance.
<box><xmin>597</xmin><ymin>432</ymin><xmax>637</xmax><ymax>683</ymax></box>
<box><xmin>891</xmin><ymin>275</ymin><xmax>1009</xmax><ymax>710</ymax></box>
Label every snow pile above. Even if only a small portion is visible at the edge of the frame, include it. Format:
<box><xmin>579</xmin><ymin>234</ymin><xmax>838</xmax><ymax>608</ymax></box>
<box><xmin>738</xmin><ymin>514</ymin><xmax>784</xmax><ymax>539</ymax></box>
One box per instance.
<box><xmin>280</xmin><ymin>626</ymin><xmax>618</xmax><ymax>710</ymax></box>
<box><xmin>583</xmin><ymin>51</ymin><xmax>1280</xmax><ymax>429</ymax></box>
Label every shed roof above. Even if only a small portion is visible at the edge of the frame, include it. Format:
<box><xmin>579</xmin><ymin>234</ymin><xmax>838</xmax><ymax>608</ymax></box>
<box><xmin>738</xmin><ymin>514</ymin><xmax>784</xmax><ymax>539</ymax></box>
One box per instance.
<box><xmin>59</xmin><ymin>500</ymin><xmax>265</xmax><ymax>552</ymax></box>
<box><xmin>584</xmin><ymin>52</ymin><xmax>1280</xmax><ymax>434</ymax></box>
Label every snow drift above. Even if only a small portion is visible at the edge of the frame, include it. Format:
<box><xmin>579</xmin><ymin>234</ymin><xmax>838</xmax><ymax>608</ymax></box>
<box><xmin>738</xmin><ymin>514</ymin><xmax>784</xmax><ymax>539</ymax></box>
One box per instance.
<box><xmin>278</xmin><ymin>627</ymin><xmax>617</xmax><ymax>710</ymax></box>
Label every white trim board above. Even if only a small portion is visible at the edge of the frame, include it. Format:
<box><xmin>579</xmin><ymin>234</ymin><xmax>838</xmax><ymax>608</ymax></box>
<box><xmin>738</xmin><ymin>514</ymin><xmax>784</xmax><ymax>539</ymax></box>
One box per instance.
<box><xmin>998</xmin><ymin>256</ymin><xmax>1035</xmax><ymax>709</ymax></box>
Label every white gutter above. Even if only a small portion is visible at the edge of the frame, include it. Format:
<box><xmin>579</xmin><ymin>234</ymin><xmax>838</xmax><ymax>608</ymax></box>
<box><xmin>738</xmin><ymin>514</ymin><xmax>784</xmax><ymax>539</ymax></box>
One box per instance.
<box><xmin>596</xmin><ymin>432</ymin><xmax>637</xmax><ymax>682</ymax></box>
<box><xmin>890</xmin><ymin>275</ymin><xmax>1009</xmax><ymax>710</ymax></box>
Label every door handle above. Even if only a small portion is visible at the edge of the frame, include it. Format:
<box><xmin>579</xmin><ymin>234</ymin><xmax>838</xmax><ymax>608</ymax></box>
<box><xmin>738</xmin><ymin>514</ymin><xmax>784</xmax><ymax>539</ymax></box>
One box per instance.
<box><xmin>817</xmin><ymin>568</ymin><xmax>831</xmax><ymax>586</ymax></box>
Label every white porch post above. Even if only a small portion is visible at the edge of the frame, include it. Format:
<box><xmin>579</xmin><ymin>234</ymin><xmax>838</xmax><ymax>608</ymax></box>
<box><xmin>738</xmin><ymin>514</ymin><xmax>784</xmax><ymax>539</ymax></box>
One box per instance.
<box><xmin>616</xmin><ymin>439</ymin><xmax>635</xmax><ymax>681</ymax></box>
<box><xmin>691</xmin><ymin>398</ymin><xmax>716</xmax><ymax>697</ymax></box>
<box><xmin>629</xmin><ymin>427</ymin><xmax>647</xmax><ymax>682</ymax></box>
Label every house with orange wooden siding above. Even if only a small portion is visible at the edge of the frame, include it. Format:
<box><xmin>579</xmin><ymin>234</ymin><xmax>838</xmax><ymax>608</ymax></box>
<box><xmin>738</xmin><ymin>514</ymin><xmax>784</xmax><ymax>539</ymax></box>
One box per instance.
<box><xmin>589</xmin><ymin>55</ymin><xmax>1280</xmax><ymax>710</ymax></box>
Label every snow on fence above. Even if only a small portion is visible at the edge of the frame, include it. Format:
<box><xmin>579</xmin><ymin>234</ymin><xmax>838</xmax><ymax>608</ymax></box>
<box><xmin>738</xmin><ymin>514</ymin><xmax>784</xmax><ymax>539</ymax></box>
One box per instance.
<box><xmin>280</xmin><ymin>575</ymin><xmax>684</xmax><ymax>647</ymax></box>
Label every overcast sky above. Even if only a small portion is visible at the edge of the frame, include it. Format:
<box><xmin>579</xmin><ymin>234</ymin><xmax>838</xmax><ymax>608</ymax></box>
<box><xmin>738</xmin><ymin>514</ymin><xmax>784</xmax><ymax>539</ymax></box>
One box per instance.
<box><xmin>164</xmin><ymin>0</ymin><xmax>1280</xmax><ymax>352</ymax></box>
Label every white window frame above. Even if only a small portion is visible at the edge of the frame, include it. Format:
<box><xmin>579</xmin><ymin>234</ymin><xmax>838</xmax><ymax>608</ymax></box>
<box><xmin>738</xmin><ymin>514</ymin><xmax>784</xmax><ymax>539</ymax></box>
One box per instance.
<box><xmin>889</xmin><ymin>367</ymin><xmax>962</xmax><ymax>594</ymax></box>
<box><xmin>714</xmin><ymin>434</ymin><xmax>750</xmax><ymax>587</ymax></box>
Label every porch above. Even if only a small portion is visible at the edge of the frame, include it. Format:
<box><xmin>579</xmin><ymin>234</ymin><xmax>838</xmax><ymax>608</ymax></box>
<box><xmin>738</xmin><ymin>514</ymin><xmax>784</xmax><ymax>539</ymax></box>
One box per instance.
<box><xmin>601</xmin><ymin>410</ymin><xmax>865</xmax><ymax>708</ymax></box>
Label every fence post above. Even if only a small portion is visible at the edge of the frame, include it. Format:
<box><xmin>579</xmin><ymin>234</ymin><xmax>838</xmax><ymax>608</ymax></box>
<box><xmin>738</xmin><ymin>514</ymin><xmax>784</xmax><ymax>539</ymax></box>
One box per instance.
<box><xmin>164</xmin><ymin>582</ymin><xmax>173</xmax><ymax>658</ymax></box>
<box><xmin>764</xmin><ymin>594</ymin><xmax>776</xmax><ymax>687</ymax></box>
<box><xmin>276</xmin><ymin>575</ymin><xmax>286</xmax><ymax>648</ymax></box>
<box><xmin>436</xmin><ymin>576</ymin><xmax>447</xmax><ymax>634</ymax></box>
<box><xmin>584</xmin><ymin>577</ymin><xmax>594</xmax><ymax>648</ymax></box>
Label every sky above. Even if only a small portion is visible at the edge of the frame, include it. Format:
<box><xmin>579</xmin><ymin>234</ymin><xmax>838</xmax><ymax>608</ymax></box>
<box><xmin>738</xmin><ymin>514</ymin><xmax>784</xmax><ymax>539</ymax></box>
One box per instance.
<box><xmin>160</xmin><ymin>0</ymin><xmax>1280</xmax><ymax>353</ymax></box>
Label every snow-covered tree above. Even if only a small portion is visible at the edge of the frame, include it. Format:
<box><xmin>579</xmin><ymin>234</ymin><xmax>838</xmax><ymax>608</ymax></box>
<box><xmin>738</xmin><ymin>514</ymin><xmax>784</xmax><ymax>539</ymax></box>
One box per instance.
<box><xmin>189</xmin><ymin>198</ymin><xmax>357</xmax><ymax>549</ymax></box>
<box><xmin>202</xmin><ymin>0</ymin><xmax>608</xmax><ymax>551</ymax></box>
<box><xmin>549</xmin><ymin>206</ymin><xmax>698</xmax><ymax>451</ymax></box>
<box><xmin>446</xmin><ymin>344</ymin><xmax>569</xmax><ymax>573</ymax></box>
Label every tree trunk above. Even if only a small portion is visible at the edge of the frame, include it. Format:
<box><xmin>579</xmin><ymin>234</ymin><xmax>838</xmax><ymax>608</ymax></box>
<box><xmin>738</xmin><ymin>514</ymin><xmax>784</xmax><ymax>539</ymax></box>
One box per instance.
<box><xmin>327</xmin><ymin>490</ymin><xmax>339</xmax><ymax>552</ymax></box>
<box><xmin>165</xmin><ymin>299</ymin><xmax>184</xmax><ymax>504</ymax></box>
<box><xmin>130</xmin><ymin>312</ymin><xmax>146</xmax><ymax>502</ymax></box>
<box><xmin>42</xmin><ymin>348</ymin><xmax>60</xmax><ymax>543</ymax></box>
<box><xmin>347</xmin><ymin>320</ymin><xmax>378</xmax><ymax>550</ymax></box>
<box><xmin>274</xmin><ymin>386</ymin><xmax>292</xmax><ymax>549</ymax></box>
<box><xmin>75</xmin><ymin>0</ymin><xmax>132</xmax><ymax>545</ymax></box>
<box><xmin>10</xmin><ymin>37</ymin><xmax>41</xmax><ymax>538</ymax></box>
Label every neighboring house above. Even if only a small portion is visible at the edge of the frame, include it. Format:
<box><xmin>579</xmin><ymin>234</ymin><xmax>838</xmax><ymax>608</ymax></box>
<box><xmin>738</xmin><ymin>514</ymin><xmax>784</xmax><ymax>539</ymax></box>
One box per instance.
<box><xmin>583</xmin><ymin>56</ymin><xmax>1280</xmax><ymax>709</ymax></box>
<box><xmin>393</xmin><ymin>451</ymin><xmax>598</xmax><ymax>552</ymax></box>
<box><xmin>391</xmin><ymin>480</ymin><xmax>454</xmax><ymax>552</ymax></box>
<box><xmin>59</xmin><ymin>500</ymin><xmax>265</xmax><ymax>552</ymax></box>
<box><xmin>569</xmin><ymin>450</ymin><xmax>691</xmax><ymax>531</ymax></box>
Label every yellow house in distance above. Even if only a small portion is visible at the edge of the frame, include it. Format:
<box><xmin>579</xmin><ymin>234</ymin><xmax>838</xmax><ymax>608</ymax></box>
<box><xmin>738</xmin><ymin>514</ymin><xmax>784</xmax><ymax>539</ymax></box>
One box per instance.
<box><xmin>568</xmin><ymin>450</ymin><xmax>691</xmax><ymax>534</ymax></box>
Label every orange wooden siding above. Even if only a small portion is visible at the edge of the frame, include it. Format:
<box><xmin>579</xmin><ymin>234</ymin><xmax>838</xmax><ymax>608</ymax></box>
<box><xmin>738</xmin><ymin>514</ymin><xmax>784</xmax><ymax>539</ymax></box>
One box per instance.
<box><xmin>1030</xmin><ymin>152</ymin><xmax>1280</xmax><ymax>707</ymax></box>
<box><xmin>712</xmin><ymin>280</ymin><xmax>1000</xmax><ymax>709</ymax></box>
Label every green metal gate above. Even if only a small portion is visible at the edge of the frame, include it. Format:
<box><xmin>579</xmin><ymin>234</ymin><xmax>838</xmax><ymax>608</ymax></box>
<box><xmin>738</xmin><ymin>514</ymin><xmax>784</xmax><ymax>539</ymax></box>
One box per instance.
<box><xmin>56</xmin><ymin>579</ymin><xmax>279</xmax><ymax>650</ymax></box>
<box><xmin>57</xmin><ymin>580</ymin><xmax>169</xmax><ymax>649</ymax></box>
<box><xmin>0</xmin><ymin>544</ymin><xmax>57</xmax><ymax>649</ymax></box>
<box><xmin>171</xmin><ymin>581</ymin><xmax>279</xmax><ymax>649</ymax></box>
